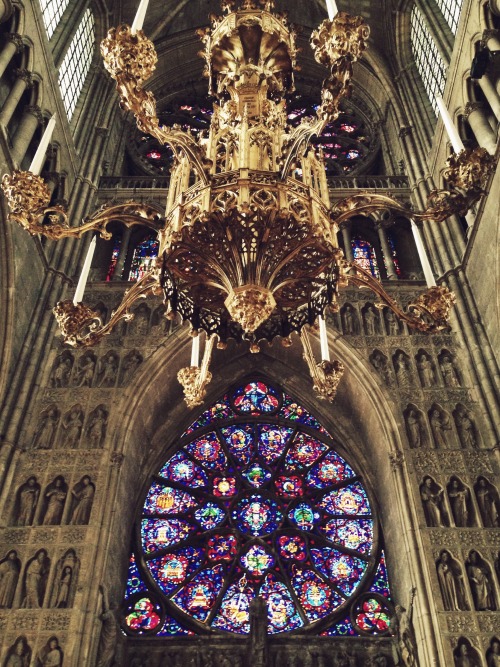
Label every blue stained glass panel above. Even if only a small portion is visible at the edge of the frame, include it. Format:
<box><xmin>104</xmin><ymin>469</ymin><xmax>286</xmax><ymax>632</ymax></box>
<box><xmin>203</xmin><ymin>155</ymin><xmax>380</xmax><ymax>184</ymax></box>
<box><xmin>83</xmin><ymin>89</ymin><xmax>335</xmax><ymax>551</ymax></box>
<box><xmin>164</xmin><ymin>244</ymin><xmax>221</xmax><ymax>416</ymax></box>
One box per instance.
<box><xmin>212</xmin><ymin>576</ymin><xmax>255</xmax><ymax>633</ymax></box>
<box><xmin>141</xmin><ymin>518</ymin><xmax>197</xmax><ymax>554</ymax></box>
<box><xmin>233</xmin><ymin>381</ymin><xmax>280</xmax><ymax>414</ymax></box>
<box><xmin>124</xmin><ymin>596</ymin><xmax>162</xmax><ymax>632</ymax></box>
<box><xmin>126</xmin><ymin>553</ymin><xmax>148</xmax><ymax>596</ymax></box>
<box><xmin>144</xmin><ymin>483</ymin><xmax>198</xmax><ymax>516</ymax></box>
<box><xmin>277</xmin><ymin>534</ymin><xmax>308</xmax><ymax>562</ymax></box>
<box><xmin>280</xmin><ymin>395</ymin><xmax>331</xmax><ymax>436</ymax></box>
<box><xmin>183</xmin><ymin>397</ymin><xmax>235</xmax><ymax>435</ymax></box>
<box><xmin>159</xmin><ymin>451</ymin><xmax>208</xmax><ymax>489</ymax></box>
<box><xmin>157</xmin><ymin>614</ymin><xmax>194</xmax><ymax>636</ymax></box>
<box><xmin>320</xmin><ymin>483</ymin><xmax>371</xmax><ymax>515</ymax></box>
<box><xmin>320</xmin><ymin>614</ymin><xmax>359</xmax><ymax>636</ymax></box>
<box><xmin>240</xmin><ymin>544</ymin><xmax>274</xmax><ymax>576</ymax></box>
<box><xmin>310</xmin><ymin>547</ymin><xmax>367</xmax><ymax>596</ymax></box>
<box><xmin>257</xmin><ymin>425</ymin><xmax>293</xmax><ymax>464</ymax></box>
<box><xmin>291</xmin><ymin>567</ymin><xmax>343</xmax><ymax>621</ymax></box>
<box><xmin>232</xmin><ymin>494</ymin><xmax>283</xmax><ymax>536</ymax></box>
<box><xmin>288</xmin><ymin>502</ymin><xmax>321</xmax><ymax>531</ymax></box>
<box><xmin>221</xmin><ymin>424</ymin><xmax>255</xmax><ymax>464</ymax></box>
<box><xmin>321</xmin><ymin>519</ymin><xmax>374</xmax><ymax>555</ymax></box>
<box><xmin>147</xmin><ymin>547</ymin><xmax>205</xmax><ymax>595</ymax></box>
<box><xmin>186</xmin><ymin>432</ymin><xmax>227</xmax><ymax>470</ymax></box>
<box><xmin>284</xmin><ymin>433</ymin><xmax>327</xmax><ymax>470</ymax></box>
<box><xmin>306</xmin><ymin>452</ymin><xmax>356</xmax><ymax>489</ymax></box>
<box><xmin>275</xmin><ymin>474</ymin><xmax>303</xmax><ymax>498</ymax></box>
<box><xmin>260</xmin><ymin>574</ymin><xmax>303</xmax><ymax>633</ymax></box>
<box><xmin>369</xmin><ymin>551</ymin><xmax>391</xmax><ymax>597</ymax></box>
<box><xmin>242</xmin><ymin>463</ymin><xmax>272</xmax><ymax>488</ymax></box>
<box><xmin>194</xmin><ymin>502</ymin><xmax>226</xmax><ymax>529</ymax></box>
<box><xmin>172</xmin><ymin>565</ymin><xmax>225</xmax><ymax>622</ymax></box>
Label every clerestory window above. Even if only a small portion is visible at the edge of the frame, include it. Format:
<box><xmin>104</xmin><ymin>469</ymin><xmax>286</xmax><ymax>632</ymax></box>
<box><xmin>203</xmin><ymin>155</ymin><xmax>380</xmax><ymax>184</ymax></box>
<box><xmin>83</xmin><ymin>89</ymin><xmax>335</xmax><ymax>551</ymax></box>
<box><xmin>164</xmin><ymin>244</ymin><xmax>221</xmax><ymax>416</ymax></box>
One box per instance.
<box><xmin>434</xmin><ymin>0</ymin><xmax>464</xmax><ymax>35</ymax></box>
<box><xmin>411</xmin><ymin>6</ymin><xmax>447</xmax><ymax>115</ymax></box>
<box><xmin>58</xmin><ymin>8</ymin><xmax>95</xmax><ymax>121</ymax></box>
<box><xmin>39</xmin><ymin>0</ymin><xmax>70</xmax><ymax>39</ymax></box>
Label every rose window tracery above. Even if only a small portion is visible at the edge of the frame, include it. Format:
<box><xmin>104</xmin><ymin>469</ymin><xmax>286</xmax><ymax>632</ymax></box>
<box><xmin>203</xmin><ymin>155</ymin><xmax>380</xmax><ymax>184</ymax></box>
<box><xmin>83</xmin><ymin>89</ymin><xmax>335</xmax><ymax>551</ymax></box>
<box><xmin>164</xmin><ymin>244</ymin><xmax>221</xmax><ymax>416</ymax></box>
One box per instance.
<box><xmin>123</xmin><ymin>380</ymin><xmax>392</xmax><ymax>637</ymax></box>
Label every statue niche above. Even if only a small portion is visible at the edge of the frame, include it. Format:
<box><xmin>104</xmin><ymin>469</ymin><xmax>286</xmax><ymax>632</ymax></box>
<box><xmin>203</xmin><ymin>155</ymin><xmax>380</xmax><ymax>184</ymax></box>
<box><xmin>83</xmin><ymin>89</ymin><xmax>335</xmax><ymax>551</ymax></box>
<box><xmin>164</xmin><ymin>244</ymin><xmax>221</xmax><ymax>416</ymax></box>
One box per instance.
<box><xmin>370</xmin><ymin>349</ymin><xmax>393</xmax><ymax>386</ymax></box>
<box><xmin>393</xmin><ymin>350</ymin><xmax>413</xmax><ymax>389</ymax></box>
<box><xmin>32</xmin><ymin>405</ymin><xmax>60</xmax><ymax>450</ymax></box>
<box><xmin>447</xmin><ymin>476</ymin><xmax>476</xmax><ymax>527</ymax></box>
<box><xmin>35</xmin><ymin>636</ymin><xmax>63</xmax><ymax>667</ymax></box>
<box><xmin>49</xmin><ymin>549</ymin><xmax>79</xmax><ymax>608</ymax></box>
<box><xmin>40</xmin><ymin>476</ymin><xmax>68</xmax><ymax>526</ymax></box>
<box><xmin>59</xmin><ymin>404</ymin><xmax>84</xmax><ymax>449</ymax></box>
<box><xmin>128</xmin><ymin>302</ymin><xmax>151</xmax><ymax>336</ymax></box>
<box><xmin>13</xmin><ymin>476</ymin><xmax>40</xmax><ymax>526</ymax></box>
<box><xmin>466</xmin><ymin>550</ymin><xmax>496</xmax><ymax>611</ymax></box>
<box><xmin>68</xmin><ymin>475</ymin><xmax>95</xmax><ymax>525</ymax></box>
<box><xmin>428</xmin><ymin>404</ymin><xmax>452</xmax><ymax>449</ymax></box>
<box><xmin>362</xmin><ymin>302</ymin><xmax>381</xmax><ymax>336</ymax></box>
<box><xmin>438</xmin><ymin>349</ymin><xmax>461</xmax><ymax>387</ymax></box>
<box><xmin>96</xmin><ymin>351</ymin><xmax>119</xmax><ymax>388</ymax></box>
<box><xmin>0</xmin><ymin>549</ymin><xmax>21</xmax><ymax>609</ymax></box>
<box><xmin>486</xmin><ymin>637</ymin><xmax>500</xmax><ymax>667</ymax></box>
<box><xmin>85</xmin><ymin>405</ymin><xmax>108</xmax><ymax>449</ymax></box>
<box><xmin>340</xmin><ymin>303</ymin><xmax>359</xmax><ymax>335</ymax></box>
<box><xmin>436</xmin><ymin>550</ymin><xmax>468</xmax><ymax>611</ymax></box>
<box><xmin>120</xmin><ymin>349</ymin><xmax>143</xmax><ymax>385</ymax></box>
<box><xmin>453</xmin><ymin>638</ymin><xmax>482</xmax><ymax>667</ymax></box>
<box><xmin>419</xmin><ymin>476</ymin><xmax>448</xmax><ymax>527</ymax></box>
<box><xmin>2</xmin><ymin>635</ymin><xmax>32</xmax><ymax>667</ymax></box>
<box><xmin>73</xmin><ymin>351</ymin><xmax>97</xmax><ymax>388</ymax></box>
<box><xmin>474</xmin><ymin>476</ymin><xmax>499</xmax><ymax>527</ymax></box>
<box><xmin>453</xmin><ymin>404</ymin><xmax>478</xmax><ymax>449</ymax></box>
<box><xmin>49</xmin><ymin>351</ymin><xmax>73</xmax><ymax>388</ymax></box>
<box><xmin>21</xmin><ymin>549</ymin><xmax>50</xmax><ymax>608</ymax></box>
<box><xmin>384</xmin><ymin>307</ymin><xmax>401</xmax><ymax>336</ymax></box>
<box><xmin>404</xmin><ymin>404</ymin><xmax>427</xmax><ymax>448</ymax></box>
<box><xmin>415</xmin><ymin>350</ymin><xmax>436</xmax><ymax>388</ymax></box>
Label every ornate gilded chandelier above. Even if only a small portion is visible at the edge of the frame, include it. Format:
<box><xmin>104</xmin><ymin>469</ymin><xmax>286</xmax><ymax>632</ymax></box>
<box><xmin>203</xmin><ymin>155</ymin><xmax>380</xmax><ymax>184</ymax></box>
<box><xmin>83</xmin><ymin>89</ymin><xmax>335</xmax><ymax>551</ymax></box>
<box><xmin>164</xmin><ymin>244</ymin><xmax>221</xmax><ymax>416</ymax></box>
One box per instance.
<box><xmin>1</xmin><ymin>0</ymin><xmax>494</xmax><ymax>407</ymax></box>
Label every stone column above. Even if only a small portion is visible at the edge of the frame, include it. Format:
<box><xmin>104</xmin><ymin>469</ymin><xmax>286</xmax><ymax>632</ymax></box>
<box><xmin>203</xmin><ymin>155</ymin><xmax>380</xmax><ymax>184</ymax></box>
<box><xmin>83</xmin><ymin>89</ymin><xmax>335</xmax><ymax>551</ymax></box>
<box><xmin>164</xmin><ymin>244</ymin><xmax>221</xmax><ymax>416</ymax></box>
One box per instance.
<box><xmin>0</xmin><ymin>33</ymin><xmax>23</xmax><ymax>79</ymax></box>
<box><xmin>112</xmin><ymin>226</ymin><xmax>132</xmax><ymax>281</ymax></box>
<box><xmin>482</xmin><ymin>28</ymin><xmax>500</xmax><ymax>52</ymax></box>
<box><xmin>476</xmin><ymin>74</ymin><xmax>500</xmax><ymax>122</ymax></box>
<box><xmin>376</xmin><ymin>221</ymin><xmax>398</xmax><ymax>279</ymax></box>
<box><xmin>340</xmin><ymin>223</ymin><xmax>354</xmax><ymax>262</ymax></box>
<box><xmin>0</xmin><ymin>68</ymin><xmax>32</xmax><ymax>126</ymax></box>
<box><xmin>11</xmin><ymin>104</ymin><xmax>42</xmax><ymax>167</ymax></box>
<box><xmin>464</xmin><ymin>102</ymin><xmax>497</xmax><ymax>155</ymax></box>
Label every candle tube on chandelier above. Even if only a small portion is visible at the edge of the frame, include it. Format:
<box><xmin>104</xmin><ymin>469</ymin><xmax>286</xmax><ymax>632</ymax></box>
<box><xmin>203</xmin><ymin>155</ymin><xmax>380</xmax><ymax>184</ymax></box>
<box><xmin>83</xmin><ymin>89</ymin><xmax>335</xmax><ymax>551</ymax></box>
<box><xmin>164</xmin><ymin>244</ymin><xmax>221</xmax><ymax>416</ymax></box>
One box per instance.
<box><xmin>131</xmin><ymin>0</ymin><xmax>149</xmax><ymax>34</ymax></box>
<box><xmin>411</xmin><ymin>221</ymin><xmax>436</xmax><ymax>288</ymax></box>
<box><xmin>319</xmin><ymin>315</ymin><xmax>330</xmax><ymax>362</ymax></box>
<box><xmin>325</xmin><ymin>0</ymin><xmax>338</xmax><ymax>20</ymax></box>
<box><xmin>73</xmin><ymin>235</ymin><xmax>97</xmax><ymax>305</ymax></box>
<box><xmin>29</xmin><ymin>114</ymin><xmax>56</xmax><ymax>176</ymax></box>
<box><xmin>191</xmin><ymin>333</ymin><xmax>200</xmax><ymax>367</ymax></box>
<box><xmin>436</xmin><ymin>96</ymin><xmax>464</xmax><ymax>154</ymax></box>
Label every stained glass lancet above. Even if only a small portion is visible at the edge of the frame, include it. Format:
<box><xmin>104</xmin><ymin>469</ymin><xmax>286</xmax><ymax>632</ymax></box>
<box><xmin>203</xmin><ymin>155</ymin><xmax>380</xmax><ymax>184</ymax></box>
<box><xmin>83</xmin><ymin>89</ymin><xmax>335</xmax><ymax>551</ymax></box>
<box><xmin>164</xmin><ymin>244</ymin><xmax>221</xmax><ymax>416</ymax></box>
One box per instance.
<box><xmin>123</xmin><ymin>380</ymin><xmax>392</xmax><ymax>637</ymax></box>
<box><xmin>351</xmin><ymin>237</ymin><xmax>380</xmax><ymax>279</ymax></box>
<box><xmin>129</xmin><ymin>236</ymin><xmax>159</xmax><ymax>282</ymax></box>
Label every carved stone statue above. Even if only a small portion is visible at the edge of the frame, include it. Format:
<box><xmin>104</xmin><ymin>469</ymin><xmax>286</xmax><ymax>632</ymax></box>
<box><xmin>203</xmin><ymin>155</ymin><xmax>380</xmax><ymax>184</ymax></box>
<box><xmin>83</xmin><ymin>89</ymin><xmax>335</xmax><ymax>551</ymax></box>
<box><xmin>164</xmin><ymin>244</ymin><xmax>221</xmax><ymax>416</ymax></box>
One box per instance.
<box><xmin>416</xmin><ymin>352</ymin><xmax>435</xmax><ymax>387</ymax></box>
<box><xmin>363</xmin><ymin>305</ymin><xmax>379</xmax><ymax>335</ymax></box>
<box><xmin>429</xmin><ymin>408</ymin><xmax>451</xmax><ymax>449</ymax></box>
<box><xmin>341</xmin><ymin>304</ymin><xmax>356</xmax><ymax>334</ymax></box>
<box><xmin>74</xmin><ymin>353</ymin><xmax>96</xmax><ymax>387</ymax></box>
<box><xmin>371</xmin><ymin>350</ymin><xmax>392</xmax><ymax>386</ymax></box>
<box><xmin>475</xmin><ymin>477</ymin><xmax>499</xmax><ymax>527</ymax></box>
<box><xmin>60</xmin><ymin>407</ymin><xmax>83</xmax><ymax>449</ymax></box>
<box><xmin>455</xmin><ymin>411</ymin><xmax>477</xmax><ymax>448</ymax></box>
<box><xmin>436</xmin><ymin>550</ymin><xmax>468</xmax><ymax>611</ymax></box>
<box><xmin>466</xmin><ymin>551</ymin><xmax>496</xmax><ymax>611</ymax></box>
<box><xmin>0</xmin><ymin>550</ymin><xmax>21</xmax><ymax>608</ymax></box>
<box><xmin>248</xmin><ymin>596</ymin><xmax>268</xmax><ymax>667</ymax></box>
<box><xmin>50</xmin><ymin>355</ymin><xmax>72</xmax><ymax>388</ymax></box>
<box><xmin>41</xmin><ymin>476</ymin><xmax>67</xmax><ymax>525</ymax></box>
<box><xmin>96</xmin><ymin>586</ymin><xmax>121</xmax><ymax>667</ymax></box>
<box><xmin>487</xmin><ymin>639</ymin><xmax>500</xmax><ymax>667</ymax></box>
<box><xmin>86</xmin><ymin>407</ymin><xmax>108</xmax><ymax>448</ymax></box>
<box><xmin>33</xmin><ymin>407</ymin><xmax>59</xmax><ymax>449</ymax></box>
<box><xmin>394</xmin><ymin>352</ymin><xmax>412</xmax><ymax>388</ymax></box>
<box><xmin>406</xmin><ymin>409</ymin><xmax>424</xmax><ymax>448</ymax></box>
<box><xmin>130</xmin><ymin>304</ymin><xmax>150</xmax><ymax>335</ymax></box>
<box><xmin>121</xmin><ymin>350</ymin><xmax>142</xmax><ymax>385</ymax></box>
<box><xmin>454</xmin><ymin>642</ymin><xmax>481</xmax><ymax>667</ymax></box>
<box><xmin>439</xmin><ymin>354</ymin><xmax>460</xmax><ymax>387</ymax></box>
<box><xmin>15</xmin><ymin>476</ymin><xmax>40</xmax><ymax>526</ymax></box>
<box><xmin>69</xmin><ymin>476</ymin><xmax>95</xmax><ymax>525</ymax></box>
<box><xmin>22</xmin><ymin>550</ymin><xmax>49</xmax><ymax>608</ymax></box>
<box><xmin>447</xmin><ymin>478</ymin><xmax>471</xmax><ymax>527</ymax></box>
<box><xmin>3</xmin><ymin>635</ymin><xmax>31</xmax><ymax>667</ymax></box>
<box><xmin>50</xmin><ymin>550</ymin><xmax>78</xmax><ymax>609</ymax></box>
<box><xmin>35</xmin><ymin>636</ymin><xmax>63</xmax><ymax>667</ymax></box>
<box><xmin>385</xmin><ymin>309</ymin><xmax>400</xmax><ymax>335</ymax></box>
<box><xmin>97</xmin><ymin>352</ymin><xmax>119</xmax><ymax>388</ymax></box>
<box><xmin>391</xmin><ymin>589</ymin><xmax>418</xmax><ymax>667</ymax></box>
<box><xmin>420</xmin><ymin>476</ymin><xmax>446</xmax><ymax>527</ymax></box>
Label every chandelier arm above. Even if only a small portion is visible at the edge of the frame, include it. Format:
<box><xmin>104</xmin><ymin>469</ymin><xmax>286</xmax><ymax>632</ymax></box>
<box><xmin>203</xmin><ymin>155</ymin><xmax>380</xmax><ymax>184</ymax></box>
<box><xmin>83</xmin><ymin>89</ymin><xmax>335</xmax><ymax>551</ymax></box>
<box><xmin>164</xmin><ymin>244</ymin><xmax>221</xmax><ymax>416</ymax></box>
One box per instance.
<box><xmin>345</xmin><ymin>263</ymin><xmax>455</xmax><ymax>333</ymax></box>
<box><xmin>300</xmin><ymin>328</ymin><xmax>344</xmax><ymax>402</ymax></box>
<box><xmin>177</xmin><ymin>334</ymin><xmax>216</xmax><ymax>408</ymax></box>
<box><xmin>1</xmin><ymin>171</ymin><xmax>163</xmax><ymax>239</ymax></box>
<box><xmin>53</xmin><ymin>269</ymin><xmax>162</xmax><ymax>348</ymax></box>
<box><xmin>166</xmin><ymin>246</ymin><xmax>234</xmax><ymax>294</ymax></box>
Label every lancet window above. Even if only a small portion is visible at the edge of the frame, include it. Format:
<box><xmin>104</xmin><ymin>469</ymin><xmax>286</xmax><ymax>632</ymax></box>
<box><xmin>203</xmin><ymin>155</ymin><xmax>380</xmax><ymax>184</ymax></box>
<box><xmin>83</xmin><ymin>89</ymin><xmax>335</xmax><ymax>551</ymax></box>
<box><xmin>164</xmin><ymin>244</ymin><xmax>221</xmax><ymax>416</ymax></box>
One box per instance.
<box><xmin>434</xmin><ymin>0</ymin><xmax>464</xmax><ymax>35</ymax></box>
<box><xmin>411</xmin><ymin>6</ymin><xmax>447</xmax><ymax>115</ymax></box>
<box><xmin>39</xmin><ymin>0</ymin><xmax>70</xmax><ymax>39</ymax></box>
<box><xmin>128</xmin><ymin>236</ymin><xmax>159</xmax><ymax>282</ymax></box>
<box><xmin>352</xmin><ymin>237</ymin><xmax>380</xmax><ymax>279</ymax></box>
<box><xmin>58</xmin><ymin>8</ymin><xmax>95</xmax><ymax>120</ymax></box>
<box><xmin>122</xmin><ymin>380</ymin><xmax>392</xmax><ymax>638</ymax></box>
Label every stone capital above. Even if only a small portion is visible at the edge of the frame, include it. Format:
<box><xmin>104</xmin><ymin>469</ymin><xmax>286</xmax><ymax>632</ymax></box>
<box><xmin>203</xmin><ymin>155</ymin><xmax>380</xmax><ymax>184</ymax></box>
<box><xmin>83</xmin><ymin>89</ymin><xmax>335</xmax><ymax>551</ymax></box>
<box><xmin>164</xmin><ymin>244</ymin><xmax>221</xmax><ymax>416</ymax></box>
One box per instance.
<box><xmin>6</xmin><ymin>32</ymin><xmax>23</xmax><ymax>51</ymax></box>
<box><xmin>399</xmin><ymin>125</ymin><xmax>412</xmax><ymax>139</ymax></box>
<box><xmin>13</xmin><ymin>68</ymin><xmax>33</xmax><ymax>86</ymax></box>
<box><xmin>481</xmin><ymin>28</ymin><xmax>500</xmax><ymax>48</ymax></box>
<box><xmin>463</xmin><ymin>102</ymin><xmax>485</xmax><ymax>120</ymax></box>
<box><xmin>25</xmin><ymin>105</ymin><xmax>43</xmax><ymax>122</ymax></box>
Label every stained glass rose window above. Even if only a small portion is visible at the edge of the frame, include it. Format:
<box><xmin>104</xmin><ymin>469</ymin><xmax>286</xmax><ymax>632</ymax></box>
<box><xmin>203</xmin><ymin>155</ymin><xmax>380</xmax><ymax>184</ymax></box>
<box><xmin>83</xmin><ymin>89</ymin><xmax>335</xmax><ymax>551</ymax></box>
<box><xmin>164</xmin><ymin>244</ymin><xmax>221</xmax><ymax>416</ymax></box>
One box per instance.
<box><xmin>123</xmin><ymin>380</ymin><xmax>392</xmax><ymax>636</ymax></box>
